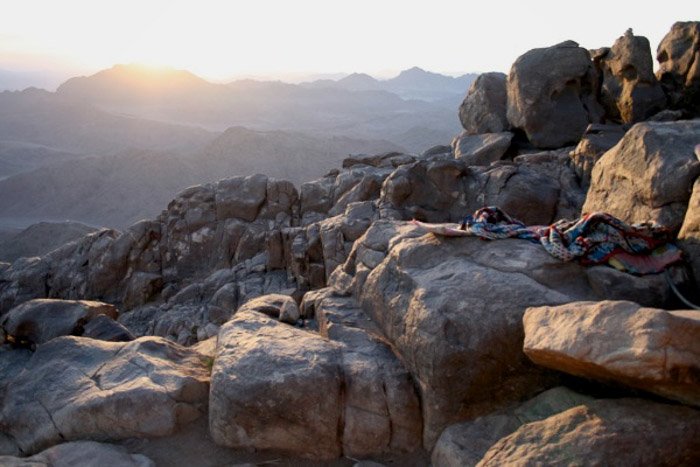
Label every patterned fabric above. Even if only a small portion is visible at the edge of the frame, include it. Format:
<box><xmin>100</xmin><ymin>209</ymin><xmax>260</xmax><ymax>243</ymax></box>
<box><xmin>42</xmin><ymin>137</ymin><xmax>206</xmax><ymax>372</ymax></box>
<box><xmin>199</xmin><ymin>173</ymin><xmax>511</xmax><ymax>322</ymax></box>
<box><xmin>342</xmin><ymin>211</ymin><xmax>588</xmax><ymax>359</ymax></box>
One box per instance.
<box><xmin>413</xmin><ymin>206</ymin><xmax>683</xmax><ymax>275</ymax></box>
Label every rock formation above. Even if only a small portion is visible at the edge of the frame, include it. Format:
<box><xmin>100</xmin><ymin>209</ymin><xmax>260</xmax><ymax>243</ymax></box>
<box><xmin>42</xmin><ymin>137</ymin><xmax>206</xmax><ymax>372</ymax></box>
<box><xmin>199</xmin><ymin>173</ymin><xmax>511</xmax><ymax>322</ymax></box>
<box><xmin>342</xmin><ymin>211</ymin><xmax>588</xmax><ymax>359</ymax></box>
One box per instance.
<box><xmin>657</xmin><ymin>21</ymin><xmax>700</xmax><ymax>114</ymax></box>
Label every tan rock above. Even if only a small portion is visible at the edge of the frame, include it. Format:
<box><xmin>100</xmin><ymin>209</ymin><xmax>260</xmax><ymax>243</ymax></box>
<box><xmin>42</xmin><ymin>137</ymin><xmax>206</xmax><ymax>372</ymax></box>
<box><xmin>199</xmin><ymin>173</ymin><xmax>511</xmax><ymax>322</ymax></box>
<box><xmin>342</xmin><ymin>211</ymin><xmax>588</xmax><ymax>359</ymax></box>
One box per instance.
<box><xmin>582</xmin><ymin>120</ymin><xmax>700</xmax><ymax>230</ymax></box>
<box><xmin>524</xmin><ymin>300</ymin><xmax>700</xmax><ymax>406</ymax></box>
<box><xmin>477</xmin><ymin>398</ymin><xmax>700</xmax><ymax>466</ymax></box>
<box><xmin>679</xmin><ymin>176</ymin><xmax>700</xmax><ymax>289</ymax></box>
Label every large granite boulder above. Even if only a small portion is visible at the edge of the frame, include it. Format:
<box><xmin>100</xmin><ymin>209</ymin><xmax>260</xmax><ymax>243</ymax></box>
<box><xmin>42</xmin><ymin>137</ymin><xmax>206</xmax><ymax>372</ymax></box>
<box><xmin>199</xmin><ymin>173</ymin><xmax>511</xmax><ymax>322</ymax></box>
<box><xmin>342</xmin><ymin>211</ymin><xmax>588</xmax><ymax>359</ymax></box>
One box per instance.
<box><xmin>0</xmin><ymin>336</ymin><xmax>209</xmax><ymax>455</ymax></box>
<box><xmin>0</xmin><ymin>441</ymin><xmax>154</xmax><ymax>467</ymax></box>
<box><xmin>432</xmin><ymin>387</ymin><xmax>593</xmax><ymax>467</ymax></box>
<box><xmin>595</xmin><ymin>30</ymin><xmax>666</xmax><ymax>123</ymax></box>
<box><xmin>657</xmin><ymin>21</ymin><xmax>700</xmax><ymax>114</ymax></box>
<box><xmin>524</xmin><ymin>301</ymin><xmax>700</xmax><ymax>407</ymax></box>
<box><xmin>582</xmin><ymin>120</ymin><xmax>700</xmax><ymax>230</ymax></box>
<box><xmin>458</xmin><ymin>72</ymin><xmax>509</xmax><ymax>135</ymax></box>
<box><xmin>1</xmin><ymin>299</ymin><xmax>118</xmax><ymax>346</ymax></box>
<box><xmin>209</xmin><ymin>308</ymin><xmax>343</xmax><ymax>460</ymax></box>
<box><xmin>355</xmin><ymin>228</ymin><xmax>671</xmax><ymax>448</ymax></box>
<box><xmin>477</xmin><ymin>398</ymin><xmax>700</xmax><ymax>466</ymax></box>
<box><xmin>506</xmin><ymin>41</ymin><xmax>603</xmax><ymax>149</ymax></box>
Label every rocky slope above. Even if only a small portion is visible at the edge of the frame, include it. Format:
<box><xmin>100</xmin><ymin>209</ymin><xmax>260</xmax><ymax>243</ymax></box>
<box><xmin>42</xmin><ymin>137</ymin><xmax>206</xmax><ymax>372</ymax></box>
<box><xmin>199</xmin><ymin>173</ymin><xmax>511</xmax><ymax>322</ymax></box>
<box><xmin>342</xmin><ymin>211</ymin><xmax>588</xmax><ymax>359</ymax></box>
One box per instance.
<box><xmin>0</xmin><ymin>21</ymin><xmax>699</xmax><ymax>466</ymax></box>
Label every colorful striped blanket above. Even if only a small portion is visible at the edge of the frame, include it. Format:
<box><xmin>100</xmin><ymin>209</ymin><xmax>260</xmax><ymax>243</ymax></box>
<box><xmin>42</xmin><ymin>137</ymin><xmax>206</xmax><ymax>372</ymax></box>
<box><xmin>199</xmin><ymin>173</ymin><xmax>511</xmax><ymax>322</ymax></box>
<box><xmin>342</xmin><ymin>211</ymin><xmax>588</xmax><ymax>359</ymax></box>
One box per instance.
<box><xmin>412</xmin><ymin>207</ymin><xmax>683</xmax><ymax>275</ymax></box>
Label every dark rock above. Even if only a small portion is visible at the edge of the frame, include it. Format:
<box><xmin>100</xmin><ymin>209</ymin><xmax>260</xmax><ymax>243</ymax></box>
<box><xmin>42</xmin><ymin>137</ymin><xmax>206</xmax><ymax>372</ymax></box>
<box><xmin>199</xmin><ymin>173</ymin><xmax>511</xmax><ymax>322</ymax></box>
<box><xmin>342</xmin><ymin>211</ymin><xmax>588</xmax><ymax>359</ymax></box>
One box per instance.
<box><xmin>507</xmin><ymin>41</ymin><xmax>603</xmax><ymax>148</ymax></box>
<box><xmin>459</xmin><ymin>72</ymin><xmax>509</xmax><ymax>135</ymax></box>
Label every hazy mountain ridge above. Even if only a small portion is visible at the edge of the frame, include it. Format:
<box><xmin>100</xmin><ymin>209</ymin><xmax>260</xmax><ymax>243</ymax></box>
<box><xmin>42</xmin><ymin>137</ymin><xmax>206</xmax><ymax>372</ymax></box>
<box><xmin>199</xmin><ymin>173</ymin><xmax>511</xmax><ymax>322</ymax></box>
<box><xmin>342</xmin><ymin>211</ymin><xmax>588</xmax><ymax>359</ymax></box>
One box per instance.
<box><xmin>304</xmin><ymin>66</ymin><xmax>478</xmax><ymax>102</ymax></box>
<box><xmin>0</xmin><ymin>127</ymin><xmax>402</xmax><ymax>229</ymax></box>
<box><xmin>52</xmin><ymin>64</ymin><xmax>465</xmax><ymax>150</ymax></box>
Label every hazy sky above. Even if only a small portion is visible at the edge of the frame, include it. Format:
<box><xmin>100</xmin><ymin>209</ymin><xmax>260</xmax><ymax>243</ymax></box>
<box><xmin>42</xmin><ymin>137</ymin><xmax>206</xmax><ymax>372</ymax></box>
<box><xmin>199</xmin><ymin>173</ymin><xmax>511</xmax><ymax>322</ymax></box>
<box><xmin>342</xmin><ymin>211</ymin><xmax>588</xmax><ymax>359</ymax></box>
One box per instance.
<box><xmin>1</xmin><ymin>0</ymin><xmax>697</xmax><ymax>81</ymax></box>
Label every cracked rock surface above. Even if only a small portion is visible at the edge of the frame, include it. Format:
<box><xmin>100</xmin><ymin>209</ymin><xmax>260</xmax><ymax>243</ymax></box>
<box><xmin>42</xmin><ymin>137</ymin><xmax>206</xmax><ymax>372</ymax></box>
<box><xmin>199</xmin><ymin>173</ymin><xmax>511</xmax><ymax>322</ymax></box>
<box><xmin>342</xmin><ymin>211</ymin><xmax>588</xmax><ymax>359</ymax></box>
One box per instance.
<box><xmin>0</xmin><ymin>336</ymin><xmax>209</xmax><ymax>455</ymax></box>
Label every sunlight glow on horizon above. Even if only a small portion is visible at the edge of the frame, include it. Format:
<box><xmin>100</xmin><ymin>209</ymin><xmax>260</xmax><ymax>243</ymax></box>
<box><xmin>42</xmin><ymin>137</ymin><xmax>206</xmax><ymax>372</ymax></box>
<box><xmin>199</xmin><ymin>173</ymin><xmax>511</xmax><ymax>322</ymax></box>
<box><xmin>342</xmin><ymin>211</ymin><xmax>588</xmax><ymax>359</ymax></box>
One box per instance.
<box><xmin>1</xmin><ymin>0</ymin><xmax>697</xmax><ymax>82</ymax></box>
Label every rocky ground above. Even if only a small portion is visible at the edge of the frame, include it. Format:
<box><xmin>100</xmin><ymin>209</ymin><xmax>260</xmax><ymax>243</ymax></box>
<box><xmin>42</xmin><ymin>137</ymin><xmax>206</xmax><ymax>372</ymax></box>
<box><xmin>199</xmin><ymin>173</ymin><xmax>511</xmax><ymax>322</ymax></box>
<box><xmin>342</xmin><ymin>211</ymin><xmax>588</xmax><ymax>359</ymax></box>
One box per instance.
<box><xmin>1</xmin><ymin>21</ymin><xmax>699</xmax><ymax>467</ymax></box>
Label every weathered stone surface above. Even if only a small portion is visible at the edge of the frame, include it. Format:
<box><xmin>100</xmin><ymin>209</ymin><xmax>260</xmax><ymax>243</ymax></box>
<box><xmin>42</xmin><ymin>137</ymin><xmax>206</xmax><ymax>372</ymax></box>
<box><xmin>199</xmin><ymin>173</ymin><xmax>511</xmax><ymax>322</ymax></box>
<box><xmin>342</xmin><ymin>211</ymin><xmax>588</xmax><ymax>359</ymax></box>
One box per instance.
<box><xmin>0</xmin><ymin>336</ymin><xmax>209</xmax><ymax>455</ymax></box>
<box><xmin>82</xmin><ymin>314</ymin><xmax>135</xmax><ymax>342</ymax></box>
<box><xmin>477</xmin><ymin>399</ymin><xmax>700</xmax><ymax>466</ymax></box>
<box><xmin>432</xmin><ymin>387</ymin><xmax>593</xmax><ymax>467</ymax></box>
<box><xmin>524</xmin><ymin>301</ymin><xmax>700</xmax><ymax>406</ymax></box>
<box><xmin>458</xmin><ymin>72</ymin><xmax>509</xmax><ymax>135</ymax></box>
<box><xmin>357</xmin><ymin>231</ymin><xmax>668</xmax><ymax>449</ymax></box>
<box><xmin>568</xmin><ymin>123</ymin><xmax>625</xmax><ymax>188</ymax></box>
<box><xmin>582</xmin><ymin>120</ymin><xmax>700</xmax><ymax>230</ymax></box>
<box><xmin>0</xmin><ymin>441</ymin><xmax>154</xmax><ymax>467</ymax></box>
<box><xmin>307</xmin><ymin>290</ymin><xmax>422</xmax><ymax>457</ymax></box>
<box><xmin>596</xmin><ymin>30</ymin><xmax>666</xmax><ymax>123</ymax></box>
<box><xmin>1</xmin><ymin>299</ymin><xmax>118</xmax><ymax>346</ymax></box>
<box><xmin>451</xmin><ymin>132</ymin><xmax>513</xmax><ymax>166</ymax></box>
<box><xmin>679</xmin><ymin>175</ymin><xmax>700</xmax><ymax>290</ymax></box>
<box><xmin>209</xmin><ymin>308</ymin><xmax>343</xmax><ymax>460</ymax></box>
<box><xmin>507</xmin><ymin>41</ymin><xmax>603</xmax><ymax>148</ymax></box>
<box><xmin>657</xmin><ymin>21</ymin><xmax>700</xmax><ymax>113</ymax></box>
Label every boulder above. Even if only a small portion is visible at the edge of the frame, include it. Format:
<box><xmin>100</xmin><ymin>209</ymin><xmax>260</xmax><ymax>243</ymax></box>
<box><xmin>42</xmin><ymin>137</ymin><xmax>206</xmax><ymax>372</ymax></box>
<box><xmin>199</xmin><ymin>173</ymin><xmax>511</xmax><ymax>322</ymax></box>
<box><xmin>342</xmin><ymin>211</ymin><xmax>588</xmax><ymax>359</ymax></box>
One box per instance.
<box><xmin>432</xmin><ymin>387</ymin><xmax>593</xmax><ymax>467</ymax></box>
<box><xmin>0</xmin><ymin>441</ymin><xmax>154</xmax><ymax>467</ymax></box>
<box><xmin>306</xmin><ymin>290</ymin><xmax>422</xmax><ymax>457</ymax></box>
<box><xmin>679</xmin><ymin>175</ymin><xmax>700</xmax><ymax>289</ymax></box>
<box><xmin>1</xmin><ymin>299</ymin><xmax>118</xmax><ymax>346</ymax></box>
<box><xmin>477</xmin><ymin>399</ymin><xmax>700</xmax><ymax>466</ymax></box>
<box><xmin>506</xmin><ymin>41</ymin><xmax>603</xmax><ymax>148</ymax></box>
<box><xmin>357</xmin><ymin>230</ymin><xmax>670</xmax><ymax>448</ymax></box>
<box><xmin>656</xmin><ymin>21</ymin><xmax>700</xmax><ymax>114</ymax></box>
<box><xmin>524</xmin><ymin>301</ymin><xmax>700</xmax><ymax>407</ymax></box>
<box><xmin>595</xmin><ymin>30</ymin><xmax>666</xmax><ymax>123</ymax></box>
<box><xmin>568</xmin><ymin>123</ymin><xmax>625</xmax><ymax>188</ymax></box>
<box><xmin>582</xmin><ymin>120</ymin><xmax>700</xmax><ymax>230</ymax></box>
<box><xmin>209</xmin><ymin>308</ymin><xmax>343</xmax><ymax>460</ymax></box>
<box><xmin>451</xmin><ymin>132</ymin><xmax>513</xmax><ymax>166</ymax></box>
<box><xmin>458</xmin><ymin>72</ymin><xmax>509</xmax><ymax>134</ymax></box>
<box><xmin>0</xmin><ymin>336</ymin><xmax>209</xmax><ymax>455</ymax></box>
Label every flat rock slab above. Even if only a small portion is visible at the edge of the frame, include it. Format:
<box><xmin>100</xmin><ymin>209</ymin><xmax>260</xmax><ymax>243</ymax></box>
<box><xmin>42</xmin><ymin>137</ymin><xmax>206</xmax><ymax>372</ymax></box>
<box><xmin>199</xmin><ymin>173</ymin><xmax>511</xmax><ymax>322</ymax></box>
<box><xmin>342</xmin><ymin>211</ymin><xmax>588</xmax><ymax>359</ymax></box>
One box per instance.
<box><xmin>524</xmin><ymin>300</ymin><xmax>700</xmax><ymax>406</ymax></box>
<box><xmin>477</xmin><ymin>398</ymin><xmax>700</xmax><ymax>466</ymax></box>
<box><xmin>209</xmin><ymin>308</ymin><xmax>343</xmax><ymax>460</ymax></box>
<box><xmin>0</xmin><ymin>336</ymin><xmax>209</xmax><ymax>455</ymax></box>
<box><xmin>0</xmin><ymin>440</ymin><xmax>154</xmax><ymax>467</ymax></box>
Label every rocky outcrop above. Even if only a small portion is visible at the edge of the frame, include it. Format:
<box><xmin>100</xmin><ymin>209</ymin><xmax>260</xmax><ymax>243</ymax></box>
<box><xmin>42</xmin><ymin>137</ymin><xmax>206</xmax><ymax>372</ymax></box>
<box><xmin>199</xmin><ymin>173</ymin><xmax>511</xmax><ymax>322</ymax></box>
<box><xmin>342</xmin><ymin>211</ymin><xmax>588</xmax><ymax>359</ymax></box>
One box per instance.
<box><xmin>657</xmin><ymin>21</ymin><xmax>700</xmax><ymax>113</ymax></box>
<box><xmin>379</xmin><ymin>150</ymin><xmax>584</xmax><ymax>226</ymax></box>
<box><xmin>595</xmin><ymin>30</ymin><xmax>666</xmax><ymax>123</ymax></box>
<box><xmin>458</xmin><ymin>72</ymin><xmax>509</xmax><ymax>135</ymax></box>
<box><xmin>344</xmin><ymin>224</ymin><xmax>671</xmax><ymax>448</ymax></box>
<box><xmin>0</xmin><ymin>441</ymin><xmax>154</xmax><ymax>467</ymax></box>
<box><xmin>506</xmin><ymin>41</ymin><xmax>603</xmax><ymax>149</ymax></box>
<box><xmin>1</xmin><ymin>299</ymin><xmax>122</xmax><ymax>346</ymax></box>
<box><xmin>477</xmin><ymin>399</ymin><xmax>700</xmax><ymax>466</ymax></box>
<box><xmin>210</xmin><ymin>293</ymin><xmax>422</xmax><ymax>459</ymax></box>
<box><xmin>0</xmin><ymin>336</ymin><xmax>209</xmax><ymax>455</ymax></box>
<box><xmin>582</xmin><ymin>120</ymin><xmax>700</xmax><ymax>230</ymax></box>
<box><xmin>524</xmin><ymin>301</ymin><xmax>700</xmax><ymax>406</ymax></box>
<box><xmin>432</xmin><ymin>387</ymin><xmax>593</xmax><ymax>467</ymax></box>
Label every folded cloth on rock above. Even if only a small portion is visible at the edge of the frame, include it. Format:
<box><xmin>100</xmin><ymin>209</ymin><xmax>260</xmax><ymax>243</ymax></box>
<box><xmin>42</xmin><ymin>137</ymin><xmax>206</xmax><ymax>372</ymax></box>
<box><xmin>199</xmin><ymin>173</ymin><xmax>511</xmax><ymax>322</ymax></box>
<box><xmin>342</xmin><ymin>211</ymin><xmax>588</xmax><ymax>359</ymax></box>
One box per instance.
<box><xmin>411</xmin><ymin>207</ymin><xmax>683</xmax><ymax>275</ymax></box>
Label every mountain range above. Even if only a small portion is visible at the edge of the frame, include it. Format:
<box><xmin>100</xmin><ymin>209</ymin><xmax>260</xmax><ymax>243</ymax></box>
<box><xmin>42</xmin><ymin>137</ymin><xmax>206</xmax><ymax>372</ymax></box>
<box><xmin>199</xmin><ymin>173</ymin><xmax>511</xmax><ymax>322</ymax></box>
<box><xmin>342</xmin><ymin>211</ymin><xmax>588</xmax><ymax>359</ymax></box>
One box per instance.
<box><xmin>0</xmin><ymin>64</ymin><xmax>476</xmax><ymax>230</ymax></box>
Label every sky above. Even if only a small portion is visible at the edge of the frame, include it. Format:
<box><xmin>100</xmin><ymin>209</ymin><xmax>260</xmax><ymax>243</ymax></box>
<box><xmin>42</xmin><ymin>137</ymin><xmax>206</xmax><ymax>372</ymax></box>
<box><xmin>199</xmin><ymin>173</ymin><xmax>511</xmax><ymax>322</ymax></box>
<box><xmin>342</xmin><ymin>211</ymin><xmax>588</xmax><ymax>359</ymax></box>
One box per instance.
<box><xmin>0</xmin><ymin>0</ymin><xmax>697</xmax><ymax>84</ymax></box>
